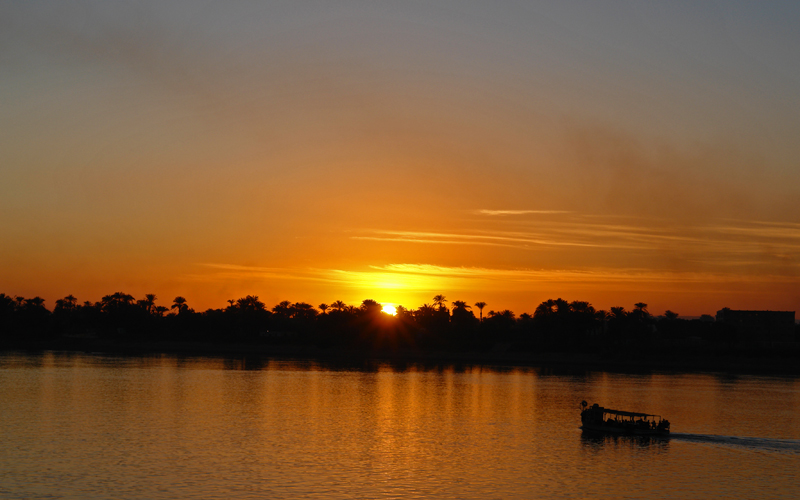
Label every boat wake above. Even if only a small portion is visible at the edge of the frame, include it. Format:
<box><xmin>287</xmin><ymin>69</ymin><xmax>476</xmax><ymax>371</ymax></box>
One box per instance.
<box><xmin>670</xmin><ymin>433</ymin><xmax>800</xmax><ymax>454</ymax></box>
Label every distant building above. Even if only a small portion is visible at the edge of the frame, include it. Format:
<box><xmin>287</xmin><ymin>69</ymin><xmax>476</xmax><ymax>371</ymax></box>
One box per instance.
<box><xmin>715</xmin><ymin>308</ymin><xmax>796</xmax><ymax>341</ymax></box>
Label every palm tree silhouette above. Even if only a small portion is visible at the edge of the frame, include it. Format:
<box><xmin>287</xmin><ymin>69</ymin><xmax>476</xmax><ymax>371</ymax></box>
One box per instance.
<box><xmin>534</xmin><ymin>299</ymin><xmax>556</xmax><ymax>318</ymax></box>
<box><xmin>237</xmin><ymin>295</ymin><xmax>265</xmax><ymax>312</ymax></box>
<box><xmin>272</xmin><ymin>300</ymin><xmax>292</xmax><ymax>316</ymax></box>
<box><xmin>55</xmin><ymin>294</ymin><xmax>78</xmax><ymax>312</ymax></box>
<box><xmin>331</xmin><ymin>300</ymin><xmax>346</xmax><ymax>312</ymax></box>
<box><xmin>292</xmin><ymin>302</ymin><xmax>317</xmax><ymax>320</ymax></box>
<box><xmin>171</xmin><ymin>296</ymin><xmax>188</xmax><ymax>315</ymax></box>
<box><xmin>360</xmin><ymin>299</ymin><xmax>382</xmax><ymax>314</ymax></box>
<box><xmin>451</xmin><ymin>300</ymin><xmax>471</xmax><ymax>311</ymax></box>
<box><xmin>633</xmin><ymin>302</ymin><xmax>650</xmax><ymax>320</ymax></box>
<box><xmin>432</xmin><ymin>294</ymin><xmax>447</xmax><ymax>311</ymax></box>
<box><xmin>415</xmin><ymin>303</ymin><xmax>436</xmax><ymax>318</ymax></box>
<box><xmin>143</xmin><ymin>294</ymin><xmax>157</xmax><ymax>315</ymax></box>
<box><xmin>101</xmin><ymin>292</ymin><xmax>135</xmax><ymax>314</ymax></box>
<box><xmin>24</xmin><ymin>297</ymin><xmax>46</xmax><ymax>309</ymax></box>
<box><xmin>488</xmin><ymin>309</ymin><xmax>515</xmax><ymax>320</ymax></box>
<box><xmin>319</xmin><ymin>303</ymin><xmax>329</xmax><ymax>314</ymax></box>
<box><xmin>474</xmin><ymin>301</ymin><xmax>486</xmax><ymax>322</ymax></box>
<box><xmin>610</xmin><ymin>306</ymin><xmax>627</xmax><ymax>320</ymax></box>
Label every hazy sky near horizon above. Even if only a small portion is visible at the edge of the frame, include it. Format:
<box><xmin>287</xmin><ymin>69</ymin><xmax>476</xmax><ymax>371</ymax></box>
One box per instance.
<box><xmin>2</xmin><ymin>1</ymin><xmax>799</xmax><ymax>315</ymax></box>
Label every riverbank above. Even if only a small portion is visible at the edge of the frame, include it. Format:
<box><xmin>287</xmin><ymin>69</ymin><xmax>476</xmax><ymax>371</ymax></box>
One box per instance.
<box><xmin>2</xmin><ymin>337</ymin><xmax>799</xmax><ymax>375</ymax></box>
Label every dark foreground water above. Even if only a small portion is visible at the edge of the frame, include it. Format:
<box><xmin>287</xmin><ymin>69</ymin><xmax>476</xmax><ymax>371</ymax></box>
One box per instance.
<box><xmin>1</xmin><ymin>352</ymin><xmax>798</xmax><ymax>499</ymax></box>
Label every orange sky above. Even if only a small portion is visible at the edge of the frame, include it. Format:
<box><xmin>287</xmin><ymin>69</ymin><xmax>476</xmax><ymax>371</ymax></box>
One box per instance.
<box><xmin>1</xmin><ymin>2</ymin><xmax>799</xmax><ymax>316</ymax></box>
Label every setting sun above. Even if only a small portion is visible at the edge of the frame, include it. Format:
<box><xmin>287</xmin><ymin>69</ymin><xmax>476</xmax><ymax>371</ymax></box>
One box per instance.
<box><xmin>381</xmin><ymin>304</ymin><xmax>397</xmax><ymax>316</ymax></box>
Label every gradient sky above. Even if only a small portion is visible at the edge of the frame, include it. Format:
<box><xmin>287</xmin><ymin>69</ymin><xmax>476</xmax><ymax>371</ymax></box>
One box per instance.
<box><xmin>2</xmin><ymin>1</ymin><xmax>799</xmax><ymax>316</ymax></box>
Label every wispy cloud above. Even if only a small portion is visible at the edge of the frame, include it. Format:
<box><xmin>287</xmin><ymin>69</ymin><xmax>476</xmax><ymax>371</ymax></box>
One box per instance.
<box><xmin>199</xmin><ymin>264</ymin><xmax>286</xmax><ymax>273</ymax></box>
<box><xmin>193</xmin><ymin>215</ymin><xmax>800</xmax><ymax>293</ymax></box>
<box><xmin>475</xmin><ymin>209</ymin><xmax>572</xmax><ymax>216</ymax></box>
<box><xmin>350</xmin><ymin>235</ymin><xmax>516</xmax><ymax>248</ymax></box>
<box><xmin>189</xmin><ymin>263</ymin><xmax>457</xmax><ymax>291</ymax></box>
<box><xmin>188</xmin><ymin>260</ymin><xmax>798</xmax><ymax>303</ymax></box>
<box><xmin>368</xmin><ymin>263</ymin><xmax>760</xmax><ymax>284</ymax></box>
<box><xmin>353</xmin><ymin>230</ymin><xmax>616</xmax><ymax>248</ymax></box>
<box><xmin>189</xmin><ymin>264</ymin><xmax>341</xmax><ymax>284</ymax></box>
<box><xmin>354</xmin><ymin>217</ymin><xmax>800</xmax><ymax>258</ymax></box>
<box><xmin>708</xmin><ymin>225</ymin><xmax>800</xmax><ymax>242</ymax></box>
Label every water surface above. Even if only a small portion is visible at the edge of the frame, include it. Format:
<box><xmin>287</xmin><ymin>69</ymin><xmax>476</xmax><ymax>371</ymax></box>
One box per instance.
<box><xmin>1</xmin><ymin>352</ymin><xmax>798</xmax><ymax>499</ymax></box>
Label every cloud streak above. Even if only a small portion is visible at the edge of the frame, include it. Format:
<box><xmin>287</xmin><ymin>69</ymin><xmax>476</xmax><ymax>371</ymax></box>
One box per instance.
<box><xmin>353</xmin><ymin>216</ymin><xmax>800</xmax><ymax>260</ymax></box>
<box><xmin>190</xmin><ymin>261</ymin><xmax>799</xmax><ymax>301</ymax></box>
<box><xmin>353</xmin><ymin>229</ymin><xmax>624</xmax><ymax>249</ymax></box>
<box><xmin>475</xmin><ymin>209</ymin><xmax>572</xmax><ymax>216</ymax></box>
<box><xmin>370</xmin><ymin>263</ymin><xmax>798</xmax><ymax>283</ymax></box>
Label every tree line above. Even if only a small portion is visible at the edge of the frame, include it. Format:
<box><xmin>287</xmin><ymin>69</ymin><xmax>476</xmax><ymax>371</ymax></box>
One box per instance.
<box><xmin>1</xmin><ymin>291</ymin><xmax>762</xmax><ymax>353</ymax></box>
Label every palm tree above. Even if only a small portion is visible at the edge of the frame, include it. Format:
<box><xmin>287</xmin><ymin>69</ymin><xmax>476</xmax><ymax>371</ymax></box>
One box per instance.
<box><xmin>292</xmin><ymin>302</ymin><xmax>317</xmax><ymax>320</ymax></box>
<box><xmin>554</xmin><ymin>298</ymin><xmax>570</xmax><ymax>316</ymax></box>
<box><xmin>534</xmin><ymin>299</ymin><xmax>556</xmax><ymax>319</ymax></box>
<box><xmin>318</xmin><ymin>303</ymin><xmax>329</xmax><ymax>314</ymax></box>
<box><xmin>432</xmin><ymin>294</ymin><xmax>447</xmax><ymax>311</ymax></box>
<box><xmin>0</xmin><ymin>294</ymin><xmax>14</xmax><ymax>313</ymax></box>
<box><xmin>414</xmin><ymin>303</ymin><xmax>437</xmax><ymax>321</ymax></box>
<box><xmin>632</xmin><ymin>302</ymin><xmax>650</xmax><ymax>320</ymax></box>
<box><xmin>142</xmin><ymin>294</ymin><xmax>157</xmax><ymax>314</ymax></box>
<box><xmin>488</xmin><ymin>309</ymin><xmax>515</xmax><ymax>320</ymax></box>
<box><xmin>451</xmin><ymin>300</ymin><xmax>471</xmax><ymax>311</ymax></box>
<box><xmin>55</xmin><ymin>294</ymin><xmax>78</xmax><ymax>312</ymax></box>
<box><xmin>101</xmin><ymin>292</ymin><xmax>135</xmax><ymax>314</ymax></box>
<box><xmin>24</xmin><ymin>297</ymin><xmax>46</xmax><ymax>309</ymax></box>
<box><xmin>237</xmin><ymin>295</ymin><xmax>265</xmax><ymax>312</ymax></box>
<box><xmin>474</xmin><ymin>301</ymin><xmax>487</xmax><ymax>321</ymax></box>
<box><xmin>331</xmin><ymin>300</ymin><xmax>346</xmax><ymax>312</ymax></box>
<box><xmin>171</xmin><ymin>296</ymin><xmax>188</xmax><ymax>315</ymax></box>
<box><xmin>569</xmin><ymin>301</ymin><xmax>594</xmax><ymax>315</ymax></box>
<box><xmin>360</xmin><ymin>299</ymin><xmax>382</xmax><ymax>315</ymax></box>
<box><xmin>271</xmin><ymin>300</ymin><xmax>292</xmax><ymax>317</ymax></box>
<box><xmin>609</xmin><ymin>307</ymin><xmax>627</xmax><ymax>320</ymax></box>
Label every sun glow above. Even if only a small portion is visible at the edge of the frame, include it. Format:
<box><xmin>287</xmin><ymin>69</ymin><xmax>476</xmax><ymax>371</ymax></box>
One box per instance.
<box><xmin>381</xmin><ymin>304</ymin><xmax>397</xmax><ymax>316</ymax></box>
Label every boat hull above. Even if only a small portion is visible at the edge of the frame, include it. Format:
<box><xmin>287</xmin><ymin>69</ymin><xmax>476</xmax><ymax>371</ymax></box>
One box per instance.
<box><xmin>580</xmin><ymin>423</ymin><xmax>669</xmax><ymax>436</ymax></box>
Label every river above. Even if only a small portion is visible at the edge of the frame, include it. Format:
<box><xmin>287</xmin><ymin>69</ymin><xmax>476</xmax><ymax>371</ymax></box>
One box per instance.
<box><xmin>1</xmin><ymin>351</ymin><xmax>798</xmax><ymax>499</ymax></box>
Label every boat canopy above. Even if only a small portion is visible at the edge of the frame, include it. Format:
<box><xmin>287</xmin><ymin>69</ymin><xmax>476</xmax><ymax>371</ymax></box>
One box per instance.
<box><xmin>600</xmin><ymin>408</ymin><xmax>661</xmax><ymax>419</ymax></box>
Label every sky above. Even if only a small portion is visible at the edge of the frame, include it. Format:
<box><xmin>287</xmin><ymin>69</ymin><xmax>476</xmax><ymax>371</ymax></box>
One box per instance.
<box><xmin>2</xmin><ymin>1</ymin><xmax>799</xmax><ymax>316</ymax></box>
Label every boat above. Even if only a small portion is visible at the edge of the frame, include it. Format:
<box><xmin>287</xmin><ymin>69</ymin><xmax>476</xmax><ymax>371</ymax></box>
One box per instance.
<box><xmin>580</xmin><ymin>401</ymin><xmax>670</xmax><ymax>436</ymax></box>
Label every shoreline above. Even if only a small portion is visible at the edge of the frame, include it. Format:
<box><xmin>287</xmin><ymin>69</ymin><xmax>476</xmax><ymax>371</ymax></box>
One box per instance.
<box><xmin>2</xmin><ymin>338</ymin><xmax>799</xmax><ymax>375</ymax></box>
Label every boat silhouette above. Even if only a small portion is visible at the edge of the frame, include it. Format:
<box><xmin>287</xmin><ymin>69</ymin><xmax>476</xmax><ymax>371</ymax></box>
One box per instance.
<box><xmin>580</xmin><ymin>401</ymin><xmax>670</xmax><ymax>436</ymax></box>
